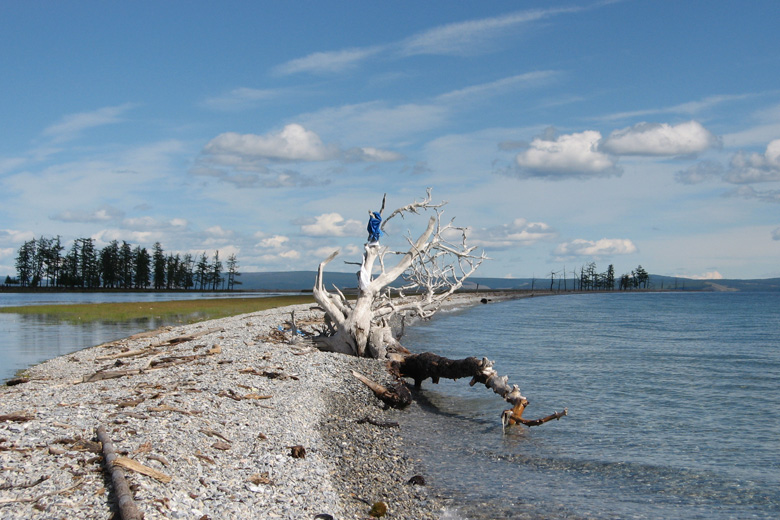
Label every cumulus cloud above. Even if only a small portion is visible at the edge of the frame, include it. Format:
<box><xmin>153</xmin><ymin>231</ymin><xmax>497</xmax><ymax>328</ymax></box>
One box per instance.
<box><xmin>257</xmin><ymin>235</ymin><xmax>290</xmax><ymax>249</ymax></box>
<box><xmin>554</xmin><ymin>238</ymin><xmax>637</xmax><ymax>257</ymax></box>
<box><xmin>43</xmin><ymin>104</ymin><xmax>136</xmax><ymax>143</ymax></box>
<box><xmin>204</xmin><ymin>124</ymin><xmax>339</xmax><ymax>163</ymax></box>
<box><xmin>600</xmin><ymin>121</ymin><xmax>719</xmax><ymax>156</ymax></box>
<box><xmin>675</xmin><ymin>160</ymin><xmax>726</xmax><ymax>184</ymax></box>
<box><xmin>198</xmin><ymin>124</ymin><xmax>402</xmax><ymax>186</ymax></box>
<box><xmin>279</xmin><ymin>250</ymin><xmax>300</xmax><ymax>260</ymax></box>
<box><xmin>92</xmin><ymin>228</ymin><xmax>159</xmax><ymax>246</ymax></box>
<box><xmin>300</xmin><ymin>213</ymin><xmax>363</xmax><ymax>237</ymax></box>
<box><xmin>689</xmin><ymin>271</ymin><xmax>724</xmax><ymax>280</ymax></box>
<box><xmin>468</xmin><ymin>218</ymin><xmax>556</xmax><ymax>249</ymax></box>
<box><xmin>344</xmin><ymin>147</ymin><xmax>404</xmax><ymax>162</ymax></box>
<box><xmin>773</xmin><ymin>227</ymin><xmax>780</xmax><ymax>240</ymax></box>
<box><xmin>725</xmin><ymin>139</ymin><xmax>780</xmax><ymax>183</ymax></box>
<box><xmin>513</xmin><ymin>130</ymin><xmax>621</xmax><ymax>179</ymax></box>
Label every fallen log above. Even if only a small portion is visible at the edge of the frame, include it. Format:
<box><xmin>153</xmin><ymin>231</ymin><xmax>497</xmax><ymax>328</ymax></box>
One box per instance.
<box><xmin>382</xmin><ymin>352</ymin><xmax>567</xmax><ymax>428</ymax></box>
<box><xmin>96</xmin><ymin>425</ymin><xmax>143</xmax><ymax>520</ymax></box>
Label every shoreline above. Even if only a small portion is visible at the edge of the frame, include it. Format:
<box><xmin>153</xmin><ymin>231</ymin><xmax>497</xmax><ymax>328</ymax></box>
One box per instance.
<box><xmin>0</xmin><ymin>292</ymin><xmax>518</xmax><ymax>519</ymax></box>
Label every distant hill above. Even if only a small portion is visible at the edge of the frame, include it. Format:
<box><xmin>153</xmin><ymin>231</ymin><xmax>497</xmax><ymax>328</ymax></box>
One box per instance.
<box><xmin>236</xmin><ymin>271</ymin><xmax>780</xmax><ymax>292</ymax></box>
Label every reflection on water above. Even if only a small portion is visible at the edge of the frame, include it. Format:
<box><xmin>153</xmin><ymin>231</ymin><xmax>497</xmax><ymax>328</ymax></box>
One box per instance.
<box><xmin>0</xmin><ymin>312</ymin><xmax>182</xmax><ymax>381</ymax></box>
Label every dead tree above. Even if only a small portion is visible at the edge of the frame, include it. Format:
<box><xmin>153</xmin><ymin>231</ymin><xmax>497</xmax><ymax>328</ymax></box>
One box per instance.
<box><xmin>313</xmin><ymin>189</ymin><xmax>485</xmax><ymax>359</ymax></box>
<box><xmin>312</xmin><ymin>189</ymin><xmax>566</xmax><ymax>428</ymax></box>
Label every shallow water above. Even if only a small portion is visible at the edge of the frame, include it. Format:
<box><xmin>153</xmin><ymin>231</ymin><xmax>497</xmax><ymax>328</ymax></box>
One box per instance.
<box><xmin>0</xmin><ymin>291</ymin><xmax>283</xmax><ymax>381</ymax></box>
<box><xmin>401</xmin><ymin>292</ymin><xmax>780</xmax><ymax>519</ymax></box>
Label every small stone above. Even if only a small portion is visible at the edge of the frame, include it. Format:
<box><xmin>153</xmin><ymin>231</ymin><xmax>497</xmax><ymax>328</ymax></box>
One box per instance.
<box><xmin>369</xmin><ymin>501</ymin><xmax>388</xmax><ymax>517</ymax></box>
<box><xmin>407</xmin><ymin>475</ymin><xmax>425</xmax><ymax>486</ymax></box>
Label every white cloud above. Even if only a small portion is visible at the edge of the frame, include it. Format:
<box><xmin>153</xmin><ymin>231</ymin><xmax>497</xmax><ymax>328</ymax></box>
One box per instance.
<box><xmin>514</xmin><ymin>130</ymin><xmax>621</xmax><ymax>179</ymax></box>
<box><xmin>773</xmin><ymin>228</ymin><xmax>780</xmax><ymax>240</ymax></box>
<box><xmin>689</xmin><ymin>270</ymin><xmax>724</xmax><ymax>280</ymax></box>
<box><xmin>345</xmin><ymin>147</ymin><xmax>404</xmax><ymax>162</ymax></box>
<box><xmin>600</xmin><ymin>121</ymin><xmax>719</xmax><ymax>156</ymax></box>
<box><xmin>121</xmin><ymin>216</ymin><xmax>189</xmax><ymax>230</ymax></box>
<box><xmin>257</xmin><ymin>235</ymin><xmax>290</xmax><ymax>249</ymax></box>
<box><xmin>43</xmin><ymin>104</ymin><xmax>136</xmax><ymax>142</ymax></box>
<box><xmin>205</xmin><ymin>226</ymin><xmax>232</xmax><ymax>238</ymax></box>
<box><xmin>725</xmin><ymin>138</ymin><xmax>780</xmax><ymax>183</ymax></box>
<box><xmin>0</xmin><ymin>229</ymin><xmax>35</xmax><ymax>244</ymax></box>
<box><xmin>54</xmin><ymin>205</ymin><xmax>124</xmax><ymax>223</ymax></box>
<box><xmin>436</xmin><ymin>71</ymin><xmax>560</xmax><ymax>102</ymax></box>
<box><xmin>279</xmin><ymin>250</ymin><xmax>300</xmax><ymax>260</ymax></box>
<box><xmin>400</xmin><ymin>7</ymin><xmax>577</xmax><ymax>56</ymax></box>
<box><xmin>274</xmin><ymin>47</ymin><xmax>382</xmax><ymax>75</ymax></box>
<box><xmin>204</xmin><ymin>124</ymin><xmax>339</xmax><ymax>163</ymax></box>
<box><xmin>554</xmin><ymin>238</ymin><xmax>638</xmax><ymax>257</ymax></box>
<box><xmin>300</xmin><ymin>213</ymin><xmax>363</xmax><ymax>237</ymax></box>
<box><xmin>92</xmin><ymin>228</ymin><xmax>159</xmax><ymax>246</ymax></box>
<box><xmin>468</xmin><ymin>218</ymin><xmax>556</xmax><ymax>249</ymax></box>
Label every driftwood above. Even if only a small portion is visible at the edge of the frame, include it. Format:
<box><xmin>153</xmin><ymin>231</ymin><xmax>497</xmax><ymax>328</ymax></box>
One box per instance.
<box><xmin>352</xmin><ymin>353</ymin><xmax>567</xmax><ymax>428</ymax></box>
<box><xmin>113</xmin><ymin>456</ymin><xmax>172</xmax><ymax>483</ymax></box>
<box><xmin>96</xmin><ymin>425</ymin><xmax>143</xmax><ymax>520</ymax></box>
<box><xmin>82</xmin><ymin>349</ymin><xmax>223</xmax><ymax>383</ymax></box>
<box><xmin>351</xmin><ymin>371</ymin><xmax>412</xmax><ymax>408</ymax></box>
<box><xmin>0</xmin><ymin>479</ymin><xmax>84</xmax><ymax>507</ymax></box>
<box><xmin>0</xmin><ymin>413</ymin><xmax>34</xmax><ymax>423</ymax></box>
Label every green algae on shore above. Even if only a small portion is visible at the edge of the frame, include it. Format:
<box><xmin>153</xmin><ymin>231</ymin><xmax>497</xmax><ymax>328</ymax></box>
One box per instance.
<box><xmin>0</xmin><ymin>295</ymin><xmax>315</xmax><ymax>324</ymax></box>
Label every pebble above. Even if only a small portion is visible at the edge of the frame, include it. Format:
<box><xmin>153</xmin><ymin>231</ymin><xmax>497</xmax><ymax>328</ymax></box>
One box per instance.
<box><xmin>0</xmin><ymin>297</ymin><xmax>492</xmax><ymax>519</ymax></box>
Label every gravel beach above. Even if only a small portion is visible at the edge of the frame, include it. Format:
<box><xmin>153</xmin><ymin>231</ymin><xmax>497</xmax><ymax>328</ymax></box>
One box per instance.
<box><xmin>1</xmin><ymin>294</ymin><xmax>497</xmax><ymax>519</ymax></box>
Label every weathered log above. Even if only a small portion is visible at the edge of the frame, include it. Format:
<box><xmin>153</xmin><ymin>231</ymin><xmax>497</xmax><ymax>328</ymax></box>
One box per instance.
<box><xmin>0</xmin><ymin>413</ymin><xmax>34</xmax><ymax>423</ymax></box>
<box><xmin>389</xmin><ymin>352</ymin><xmax>567</xmax><ymax>428</ymax></box>
<box><xmin>351</xmin><ymin>370</ymin><xmax>412</xmax><ymax>408</ymax></box>
<box><xmin>96</xmin><ymin>425</ymin><xmax>143</xmax><ymax>520</ymax></box>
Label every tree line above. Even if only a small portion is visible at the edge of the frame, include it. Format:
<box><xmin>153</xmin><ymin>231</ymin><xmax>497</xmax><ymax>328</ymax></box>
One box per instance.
<box><xmin>9</xmin><ymin>235</ymin><xmax>240</xmax><ymax>291</ymax></box>
<box><xmin>541</xmin><ymin>262</ymin><xmax>651</xmax><ymax>291</ymax></box>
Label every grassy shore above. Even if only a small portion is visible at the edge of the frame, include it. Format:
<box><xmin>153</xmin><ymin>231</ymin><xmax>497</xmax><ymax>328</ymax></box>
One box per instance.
<box><xmin>0</xmin><ymin>294</ymin><xmax>316</xmax><ymax>324</ymax></box>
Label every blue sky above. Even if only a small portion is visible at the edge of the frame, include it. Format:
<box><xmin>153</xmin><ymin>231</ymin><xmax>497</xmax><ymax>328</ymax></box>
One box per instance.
<box><xmin>2</xmin><ymin>0</ymin><xmax>780</xmax><ymax>281</ymax></box>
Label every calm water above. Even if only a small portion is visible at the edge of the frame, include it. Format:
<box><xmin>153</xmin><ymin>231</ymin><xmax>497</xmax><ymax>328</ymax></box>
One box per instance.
<box><xmin>401</xmin><ymin>292</ymin><xmax>780</xmax><ymax>520</ymax></box>
<box><xmin>0</xmin><ymin>291</ymin><xmax>284</xmax><ymax>381</ymax></box>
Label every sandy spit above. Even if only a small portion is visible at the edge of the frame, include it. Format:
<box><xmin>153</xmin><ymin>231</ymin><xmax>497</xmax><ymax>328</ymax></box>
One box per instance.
<box><xmin>0</xmin><ymin>293</ymin><xmax>515</xmax><ymax>519</ymax></box>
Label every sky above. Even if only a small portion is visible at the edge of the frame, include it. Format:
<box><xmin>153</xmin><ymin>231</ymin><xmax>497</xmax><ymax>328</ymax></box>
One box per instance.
<box><xmin>2</xmin><ymin>0</ymin><xmax>780</xmax><ymax>282</ymax></box>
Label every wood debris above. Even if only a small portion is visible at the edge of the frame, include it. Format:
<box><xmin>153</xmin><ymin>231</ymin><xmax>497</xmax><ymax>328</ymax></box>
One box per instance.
<box><xmin>113</xmin><ymin>456</ymin><xmax>172</xmax><ymax>483</ymax></box>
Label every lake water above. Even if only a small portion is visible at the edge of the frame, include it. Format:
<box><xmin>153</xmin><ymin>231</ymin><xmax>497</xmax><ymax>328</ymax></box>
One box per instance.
<box><xmin>400</xmin><ymin>292</ymin><xmax>780</xmax><ymax>519</ymax></box>
<box><xmin>2</xmin><ymin>290</ymin><xmax>778</xmax><ymax>519</ymax></box>
<box><xmin>0</xmin><ymin>291</ymin><xmax>285</xmax><ymax>381</ymax></box>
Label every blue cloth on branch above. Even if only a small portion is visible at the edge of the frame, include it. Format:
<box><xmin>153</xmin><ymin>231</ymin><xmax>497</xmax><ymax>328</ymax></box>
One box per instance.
<box><xmin>367</xmin><ymin>211</ymin><xmax>382</xmax><ymax>242</ymax></box>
